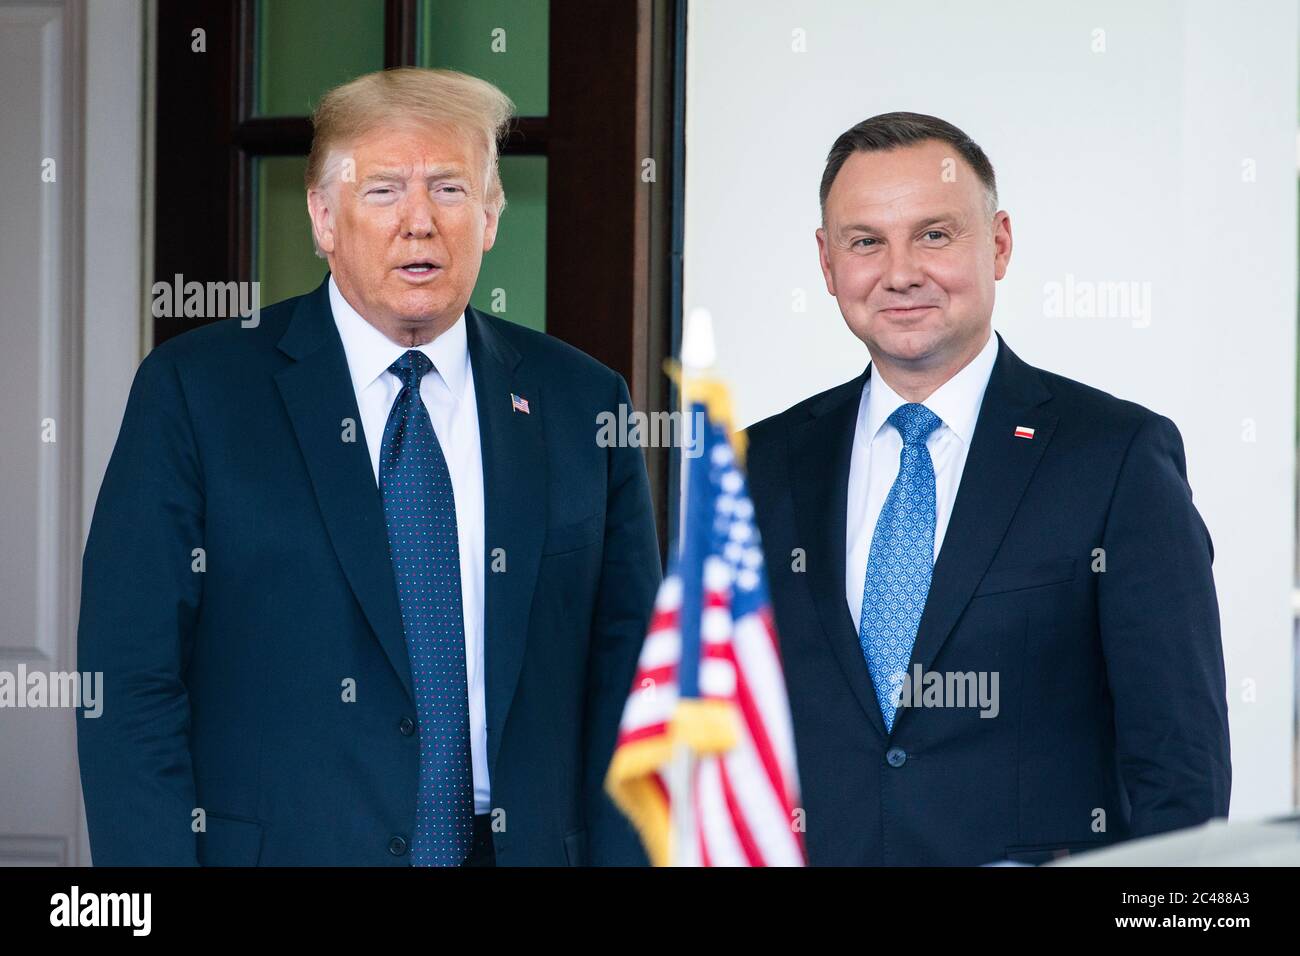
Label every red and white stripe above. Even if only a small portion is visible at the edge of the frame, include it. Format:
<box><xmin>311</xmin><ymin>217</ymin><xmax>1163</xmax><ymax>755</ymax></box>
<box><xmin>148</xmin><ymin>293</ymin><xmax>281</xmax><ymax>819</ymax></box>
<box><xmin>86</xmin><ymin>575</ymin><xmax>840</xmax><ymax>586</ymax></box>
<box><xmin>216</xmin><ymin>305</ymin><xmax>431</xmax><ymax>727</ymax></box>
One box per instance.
<box><xmin>694</xmin><ymin>558</ymin><xmax>803</xmax><ymax>866</ymax></box>
<box><xmin>616</xmin><ymin>557</ymin><xmax>805</xmax><ymax>866</ymax></box>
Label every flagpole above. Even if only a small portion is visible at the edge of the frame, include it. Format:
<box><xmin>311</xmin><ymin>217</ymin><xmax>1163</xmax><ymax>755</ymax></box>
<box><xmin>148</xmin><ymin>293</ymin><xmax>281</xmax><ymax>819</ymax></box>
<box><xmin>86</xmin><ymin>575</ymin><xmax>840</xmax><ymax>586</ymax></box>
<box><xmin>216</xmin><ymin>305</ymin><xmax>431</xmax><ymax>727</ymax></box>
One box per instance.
<box><xmin>669</xmin><ymin>415</ymin><xmax>694</xmax><ymax>866</ymax></box>
<box><xmin>668</xmin><ymin>307</ymin><xmax>718</xmax><ymax>867</ymax></box>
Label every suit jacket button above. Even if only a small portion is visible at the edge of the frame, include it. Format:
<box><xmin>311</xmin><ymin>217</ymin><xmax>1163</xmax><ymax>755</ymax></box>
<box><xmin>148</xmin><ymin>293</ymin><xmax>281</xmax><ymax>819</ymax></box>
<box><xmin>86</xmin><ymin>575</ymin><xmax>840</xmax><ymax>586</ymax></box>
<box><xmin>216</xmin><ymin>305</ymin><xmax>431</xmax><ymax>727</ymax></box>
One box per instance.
<box><xmin>398</xmin><ymin>717</ymin><xmax>415</xmax><ymax>736</ymax></box>
<box><xmin>388</xmin><ymin>836</ymin><xmax>408</xmax><ymax>856</ymax></box>
<box><xmin>886</xmin><ymin>747</ymin><xmax>907</xmax><ymax>768</ymax></box>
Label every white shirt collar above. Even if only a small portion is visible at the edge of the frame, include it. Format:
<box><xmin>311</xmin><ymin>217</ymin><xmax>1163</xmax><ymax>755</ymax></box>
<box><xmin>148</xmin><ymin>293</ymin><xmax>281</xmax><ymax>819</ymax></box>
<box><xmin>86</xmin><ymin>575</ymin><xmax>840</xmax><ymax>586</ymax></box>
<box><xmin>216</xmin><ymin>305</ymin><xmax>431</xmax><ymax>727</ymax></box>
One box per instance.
<box><xmin>328</xmin><ymin>274</ymin><xmax>469</xmax><ymax>402</ymax></box>
<box><xmin>862</xmin><ymin>330</ymin><xmax>999</xmax><ymax>446</ymax></box>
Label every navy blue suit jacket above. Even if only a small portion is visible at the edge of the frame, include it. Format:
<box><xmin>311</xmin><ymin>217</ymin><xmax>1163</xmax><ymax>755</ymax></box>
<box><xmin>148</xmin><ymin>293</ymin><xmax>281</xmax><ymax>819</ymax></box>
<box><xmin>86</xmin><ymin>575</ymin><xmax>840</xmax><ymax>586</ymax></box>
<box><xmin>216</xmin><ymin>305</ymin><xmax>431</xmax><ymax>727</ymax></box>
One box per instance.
<box><xmin>76</xmin><ymin>276</ymin><xmax>660</xmax><ymax>866</ymax></box>
<box><xmin>746</xmin><ymin>334</ymin><xmax>1231</xmax><ymax>865</ymax></box>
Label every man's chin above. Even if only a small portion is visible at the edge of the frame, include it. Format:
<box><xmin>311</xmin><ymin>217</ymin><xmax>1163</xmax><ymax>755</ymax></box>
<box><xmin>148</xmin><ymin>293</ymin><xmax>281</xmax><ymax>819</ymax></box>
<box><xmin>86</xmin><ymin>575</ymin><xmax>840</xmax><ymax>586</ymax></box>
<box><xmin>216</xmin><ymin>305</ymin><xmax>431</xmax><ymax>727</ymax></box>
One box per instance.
<box><xmin>865</xmin><ymin>328</ymin><xmax>949</xmax><ymax>367</ymax></box>
<box><xmin>389</xmin><ymin>292</ymin><xmax>456</xmax><ymax>325</ymax></box>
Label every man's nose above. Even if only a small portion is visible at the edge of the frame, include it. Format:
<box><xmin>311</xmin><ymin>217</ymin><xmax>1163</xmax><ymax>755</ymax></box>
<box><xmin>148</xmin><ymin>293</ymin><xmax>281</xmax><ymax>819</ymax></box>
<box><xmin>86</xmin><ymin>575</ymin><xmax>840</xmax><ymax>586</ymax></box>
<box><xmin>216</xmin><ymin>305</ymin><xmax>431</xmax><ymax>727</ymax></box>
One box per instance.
<box><xmin>882</xmin><ymin>244</ymin><xmax>925</xmax><ymax>291</ymax></box>
<box><xmin>399</xmin><ymin>187</ymin><xmax>436</xmax><ymax>239</ymax></box>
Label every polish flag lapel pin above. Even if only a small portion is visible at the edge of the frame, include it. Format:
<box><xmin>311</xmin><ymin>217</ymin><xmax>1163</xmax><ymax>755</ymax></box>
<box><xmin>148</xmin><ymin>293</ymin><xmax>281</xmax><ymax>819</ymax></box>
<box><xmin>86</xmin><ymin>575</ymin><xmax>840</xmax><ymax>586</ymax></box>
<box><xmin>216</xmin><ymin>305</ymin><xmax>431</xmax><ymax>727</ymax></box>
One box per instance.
<box><xmin>511</xmin><ymin>392</ymin><xmax>530</xmax><ymax>414</ymax></box>
<box><xmin>1014</xmin><ymin>425</ymin><xmax>1035</xmax><ymax>439</ymax></box>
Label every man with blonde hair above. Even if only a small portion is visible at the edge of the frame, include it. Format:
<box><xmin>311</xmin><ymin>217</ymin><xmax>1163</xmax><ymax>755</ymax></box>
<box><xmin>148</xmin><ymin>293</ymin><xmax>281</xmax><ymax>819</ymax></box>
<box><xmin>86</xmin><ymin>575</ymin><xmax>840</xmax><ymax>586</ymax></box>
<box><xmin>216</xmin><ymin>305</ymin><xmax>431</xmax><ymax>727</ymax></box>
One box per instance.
<box><xmin>77</xmin><ymin>68</ymin><xmax>659</xmax><ymax>866</ymax></box>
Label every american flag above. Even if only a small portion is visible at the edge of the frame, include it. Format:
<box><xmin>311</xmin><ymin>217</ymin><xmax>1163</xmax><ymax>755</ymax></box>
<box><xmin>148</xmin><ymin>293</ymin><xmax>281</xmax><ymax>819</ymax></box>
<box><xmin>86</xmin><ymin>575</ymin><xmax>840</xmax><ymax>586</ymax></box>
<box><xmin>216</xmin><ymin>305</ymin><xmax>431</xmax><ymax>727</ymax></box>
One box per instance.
<box><xmin>606</xmin><ymin>387</ymin><xmax>806</xmax><ymax>866</ymax></box>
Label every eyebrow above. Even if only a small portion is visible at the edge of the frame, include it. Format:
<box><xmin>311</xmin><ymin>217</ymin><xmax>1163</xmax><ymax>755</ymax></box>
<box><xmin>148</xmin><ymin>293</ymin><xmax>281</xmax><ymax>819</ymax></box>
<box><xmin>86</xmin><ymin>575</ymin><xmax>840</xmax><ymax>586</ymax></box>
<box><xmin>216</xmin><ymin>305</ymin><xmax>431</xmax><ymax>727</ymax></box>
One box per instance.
<box><xmin>840</xmin><ymin>214</ymin><xmax>963</xmax><ymax>235</ymax></box>
<box><xmin>358</xmin><ymin>165</ymin><xmax>472</xmax><ymax>184</ymax></box>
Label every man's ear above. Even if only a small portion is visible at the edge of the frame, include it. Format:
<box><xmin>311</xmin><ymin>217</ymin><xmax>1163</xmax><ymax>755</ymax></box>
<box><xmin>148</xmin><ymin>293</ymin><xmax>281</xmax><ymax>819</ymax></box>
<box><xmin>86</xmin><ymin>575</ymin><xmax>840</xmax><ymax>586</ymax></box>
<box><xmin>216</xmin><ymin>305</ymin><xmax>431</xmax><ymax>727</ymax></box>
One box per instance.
<box><xmin>306</xmin><ymin>187</ymin><xmax>337</xmax><ymax>256</ymax></box>
<box><xmin>992</xmin><ymin>210</ymin><xmax>1013</xmax><ymax>280</ymax></box>
<box><xmin>482</xmin><ymin>200</ymin><xmax>500</xmax><ymax>254</ymax></box>
<box><xmin>815</xmin><ymin>226</ymin><xmax>836</xmax><ymax>296</ymax></box>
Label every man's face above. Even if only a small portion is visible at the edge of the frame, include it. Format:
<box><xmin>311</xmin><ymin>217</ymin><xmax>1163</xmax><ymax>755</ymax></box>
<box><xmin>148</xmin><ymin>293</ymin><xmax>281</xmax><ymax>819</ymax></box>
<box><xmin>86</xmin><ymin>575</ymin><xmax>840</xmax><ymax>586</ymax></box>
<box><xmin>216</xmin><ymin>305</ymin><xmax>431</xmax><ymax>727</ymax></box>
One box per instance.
<box><xmin>816</xmin><ymin>139</ymin><xmax>1011</xmax><ymax>371</ymax></box>
<box><xmin>307</xmin><ymin>121</ymin><xmax>498</xmax><ymax>339</ymax></box>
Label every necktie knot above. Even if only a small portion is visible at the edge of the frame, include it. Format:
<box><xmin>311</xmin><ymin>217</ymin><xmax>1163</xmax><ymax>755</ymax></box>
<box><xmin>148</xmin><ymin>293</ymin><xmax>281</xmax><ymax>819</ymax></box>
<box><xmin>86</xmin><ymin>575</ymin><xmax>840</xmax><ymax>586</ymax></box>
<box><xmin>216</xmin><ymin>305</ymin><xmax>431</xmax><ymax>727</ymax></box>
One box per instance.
<box><xmin>388</xmin><ymin>349</ymin><xmax>434</xmax><ymax>389</ymax></box>
<box><xmin>889</xmin><ymin>403</ymin><xmax>942</xmax><ymax>446</ymax></box>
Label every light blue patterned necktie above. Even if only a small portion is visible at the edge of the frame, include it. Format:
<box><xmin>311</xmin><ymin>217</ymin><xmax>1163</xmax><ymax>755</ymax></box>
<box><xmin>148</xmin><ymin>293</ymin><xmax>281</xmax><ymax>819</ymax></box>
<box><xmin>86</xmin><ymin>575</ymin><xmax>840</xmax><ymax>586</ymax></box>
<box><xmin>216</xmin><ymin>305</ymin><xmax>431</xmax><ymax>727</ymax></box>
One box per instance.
<box><xmin>858</xmin><ymin>402</ymin><xmax>943</xmax><ymax>733</ymax></box>
<box><xmin>379</xmin><ymin>350</ymin><xmax>474</xmax><ymax>866</ymax></box>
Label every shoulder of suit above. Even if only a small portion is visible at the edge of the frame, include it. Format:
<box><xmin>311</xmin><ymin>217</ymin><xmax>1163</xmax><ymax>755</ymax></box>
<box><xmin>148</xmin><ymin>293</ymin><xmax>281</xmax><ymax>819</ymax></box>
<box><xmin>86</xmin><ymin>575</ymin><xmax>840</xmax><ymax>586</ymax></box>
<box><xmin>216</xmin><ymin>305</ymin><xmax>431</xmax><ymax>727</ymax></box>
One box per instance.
<box><xmin>473</xmin><ymin>307</ymin><xmax>623</xmax><ymax>388</ymax></box>
<box><xmin>1029</xmin><ymin>361</ymin><xmax>1167</xmax><ymax>435</ymax></box>
<box><xmin>148</xmin><ymin>295</ymin><xmax>624</xmax><ymax>387</ymax></box>
<box><xmin>744</xmin><ymin>374</ymin><xmax>864</xmax><ymax>446</ymax></box>
<box><xmin>145</xmin><ymin>292</ymin><xmax>299</xmax><ymax>369</ymax></box>
<box><xmin>741</xmin><ymin>352</ymin><xmax>1174</xmax><ymax>454</ymax></box>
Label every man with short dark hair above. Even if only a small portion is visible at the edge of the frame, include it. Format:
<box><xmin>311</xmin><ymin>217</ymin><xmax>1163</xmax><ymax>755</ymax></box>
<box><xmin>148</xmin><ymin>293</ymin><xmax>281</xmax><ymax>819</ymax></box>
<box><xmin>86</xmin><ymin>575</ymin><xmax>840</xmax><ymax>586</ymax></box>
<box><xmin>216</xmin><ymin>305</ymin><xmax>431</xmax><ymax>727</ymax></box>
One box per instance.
<box><xmin>745</xmin><ymin>111</ymin><xmax>1231</xmax><ymax>866</ymax></box>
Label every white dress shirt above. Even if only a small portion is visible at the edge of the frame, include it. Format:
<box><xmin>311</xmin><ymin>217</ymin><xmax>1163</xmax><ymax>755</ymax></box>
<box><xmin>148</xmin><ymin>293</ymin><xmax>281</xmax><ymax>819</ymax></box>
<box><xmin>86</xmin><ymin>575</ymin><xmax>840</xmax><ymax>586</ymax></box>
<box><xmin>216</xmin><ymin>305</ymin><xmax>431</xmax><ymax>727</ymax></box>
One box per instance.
<box><xmin>845</xmin><ymin>331</ymin><xmax>999</xmax><ymax>628</ymax></box>
<box><xmin>329</xmin><ymin>276</ymin><xmax>490</xmax><ymax>813</ymax></box>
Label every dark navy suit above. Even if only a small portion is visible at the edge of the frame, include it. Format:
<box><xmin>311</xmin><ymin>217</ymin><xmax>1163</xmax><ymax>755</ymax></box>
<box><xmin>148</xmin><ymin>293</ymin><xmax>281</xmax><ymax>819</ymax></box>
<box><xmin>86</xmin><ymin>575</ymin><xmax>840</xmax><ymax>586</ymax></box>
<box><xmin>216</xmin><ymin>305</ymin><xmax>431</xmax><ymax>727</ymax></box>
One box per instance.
<box><xmin>745</xmin><ymin>334</ymin><xmax>1231</xmax><ymax>865</ymax></box>
<box><xmin>76</xmin><ymin>276</ymin><xmax>660</xmax><ymax>866</ymax></box>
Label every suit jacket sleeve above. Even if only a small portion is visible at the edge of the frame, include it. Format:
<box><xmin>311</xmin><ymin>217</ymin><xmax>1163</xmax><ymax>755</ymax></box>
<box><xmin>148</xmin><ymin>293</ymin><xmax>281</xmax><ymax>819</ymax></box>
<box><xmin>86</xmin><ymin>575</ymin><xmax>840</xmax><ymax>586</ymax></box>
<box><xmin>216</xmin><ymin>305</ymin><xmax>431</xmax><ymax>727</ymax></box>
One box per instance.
<box><xmin>1097</xmin><ymin>413</ymin><xmax>1231</xmax><ymax>837</ymax></box>
<box><xmin>76</xmin><ymin>347</ymin><xmax>204</xmax><ymax>866</ymax></box>
<box><xmin>582</xmin><ymin>371</ymin><xmax>661</xmax><ymax>865</ymax></box>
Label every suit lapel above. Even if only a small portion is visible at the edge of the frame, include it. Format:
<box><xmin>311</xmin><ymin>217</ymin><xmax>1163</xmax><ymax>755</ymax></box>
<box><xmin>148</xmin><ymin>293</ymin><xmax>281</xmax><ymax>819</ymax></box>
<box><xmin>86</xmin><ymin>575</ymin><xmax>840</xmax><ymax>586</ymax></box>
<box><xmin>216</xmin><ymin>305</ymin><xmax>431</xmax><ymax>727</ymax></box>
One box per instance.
<box><xmin>788</xmin><ymin>369</ymin><xmax>890</xmax><ymax>741</ymax></box>
<box><xmin>897</xmin><ymin>335</ymin><xmax>1057</xmax><ymax>728</ymax></box>
<box><xmin>273</xmin><ymin>279</ymin><xmax>413</xmax><ymax>703</ymax></box>
<box><xmin>465</xmin><ymin>307</ymin><xmax>546</xmax><ymax>779</ymax></box>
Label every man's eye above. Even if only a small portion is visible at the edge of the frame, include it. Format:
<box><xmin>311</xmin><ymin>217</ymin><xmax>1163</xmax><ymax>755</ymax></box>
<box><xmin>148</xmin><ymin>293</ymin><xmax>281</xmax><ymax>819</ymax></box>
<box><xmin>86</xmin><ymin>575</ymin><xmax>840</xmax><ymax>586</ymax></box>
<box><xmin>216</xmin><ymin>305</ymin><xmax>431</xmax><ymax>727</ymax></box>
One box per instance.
<box><xmin>368</xmin><ymin>187</ymin><xmax>394</xmax><ymax>196</ymax></box>
<box><xmin>437</xmin><ymin>185</ymin><xmax>464</xmax><ymax>195</ymax></box>
<box><xmin>924</xmin><ymin>230</ymin><xmax>947</xmax><ymax>241</ymax></box>
<box><xmin>853</xmin><ymin>237</ymin><xmax>877</xmax><ymax>248</ymax></box>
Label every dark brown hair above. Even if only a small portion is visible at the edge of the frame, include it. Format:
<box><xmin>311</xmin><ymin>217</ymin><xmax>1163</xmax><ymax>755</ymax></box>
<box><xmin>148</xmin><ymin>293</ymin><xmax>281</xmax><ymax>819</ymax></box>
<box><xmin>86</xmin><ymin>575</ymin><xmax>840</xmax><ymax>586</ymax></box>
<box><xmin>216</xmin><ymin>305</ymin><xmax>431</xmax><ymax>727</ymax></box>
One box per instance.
<box><xmin>819</xmin><ymin>111</ymin><xmax>997</xmax><ymax>220</ymax></box>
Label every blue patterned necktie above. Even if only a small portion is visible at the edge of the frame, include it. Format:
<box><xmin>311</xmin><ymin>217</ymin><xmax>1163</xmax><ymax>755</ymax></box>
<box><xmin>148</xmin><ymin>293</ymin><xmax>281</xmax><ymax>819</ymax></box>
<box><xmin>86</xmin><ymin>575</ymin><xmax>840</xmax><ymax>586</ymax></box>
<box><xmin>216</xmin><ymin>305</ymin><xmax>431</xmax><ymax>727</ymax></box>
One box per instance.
<box><xmin>379</xmin><ymin>349</ymin><xmax>474</xmax><ymax>866</ymax></box>
<box><xmin>858</xmin><ymin>402</ymin><xmax>943</xmax><ymax>733</ymax></box>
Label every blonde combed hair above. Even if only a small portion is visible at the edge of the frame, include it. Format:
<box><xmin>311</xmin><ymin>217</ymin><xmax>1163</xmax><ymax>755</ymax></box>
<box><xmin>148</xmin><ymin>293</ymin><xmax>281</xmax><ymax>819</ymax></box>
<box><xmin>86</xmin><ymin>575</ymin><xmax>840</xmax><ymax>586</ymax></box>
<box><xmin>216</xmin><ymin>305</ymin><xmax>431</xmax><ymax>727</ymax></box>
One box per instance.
<box><xmin>305</xmin><ymin>67</ymin><xmax>516</xmax><ymax>215</ymax></box>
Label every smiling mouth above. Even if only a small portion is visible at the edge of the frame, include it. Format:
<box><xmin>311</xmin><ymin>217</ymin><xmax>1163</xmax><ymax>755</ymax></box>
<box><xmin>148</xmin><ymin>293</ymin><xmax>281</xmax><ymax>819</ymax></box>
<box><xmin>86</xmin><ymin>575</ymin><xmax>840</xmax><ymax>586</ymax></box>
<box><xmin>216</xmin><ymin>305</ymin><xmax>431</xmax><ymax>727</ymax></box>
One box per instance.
<box><xmin>880</xmin><ymin>305</ymin><xmax>936</xmax><ymax>316</ymax></box>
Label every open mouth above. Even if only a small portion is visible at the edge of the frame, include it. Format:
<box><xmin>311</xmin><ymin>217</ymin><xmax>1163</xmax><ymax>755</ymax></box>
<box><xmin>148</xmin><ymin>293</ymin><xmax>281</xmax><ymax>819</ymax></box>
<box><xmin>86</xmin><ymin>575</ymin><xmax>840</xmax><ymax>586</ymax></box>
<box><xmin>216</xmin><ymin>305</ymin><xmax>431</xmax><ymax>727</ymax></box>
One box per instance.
<box><xmin>397</xmin><ymin>261</ymin><xmax>440</xmax><ymax>278</ymax></box>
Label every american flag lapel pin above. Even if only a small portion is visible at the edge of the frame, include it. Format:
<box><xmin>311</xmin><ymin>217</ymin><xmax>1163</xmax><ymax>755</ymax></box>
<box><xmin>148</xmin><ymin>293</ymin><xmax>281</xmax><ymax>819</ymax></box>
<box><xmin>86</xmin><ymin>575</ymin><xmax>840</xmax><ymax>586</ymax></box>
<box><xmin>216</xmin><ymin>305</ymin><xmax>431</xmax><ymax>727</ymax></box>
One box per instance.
<box><xmin>1014</xmin><ymin>425</ymin><xmax>1035</xmax><ymax>439</ymax></box>
<box><xmin>511</xmin><ymin>392</ymin><xmax>530</xmax><ymax>414</ymax></box>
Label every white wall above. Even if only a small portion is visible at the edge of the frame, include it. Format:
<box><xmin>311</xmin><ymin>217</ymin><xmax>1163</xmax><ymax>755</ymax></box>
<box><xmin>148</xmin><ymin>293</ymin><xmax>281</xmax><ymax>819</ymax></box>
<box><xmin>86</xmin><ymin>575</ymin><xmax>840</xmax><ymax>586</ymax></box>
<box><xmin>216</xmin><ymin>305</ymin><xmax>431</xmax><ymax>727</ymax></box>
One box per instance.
<box><xmin>685</xmin><ymin>0</ymin><xmax>1298</xmax><ymax>820</ymax></box>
